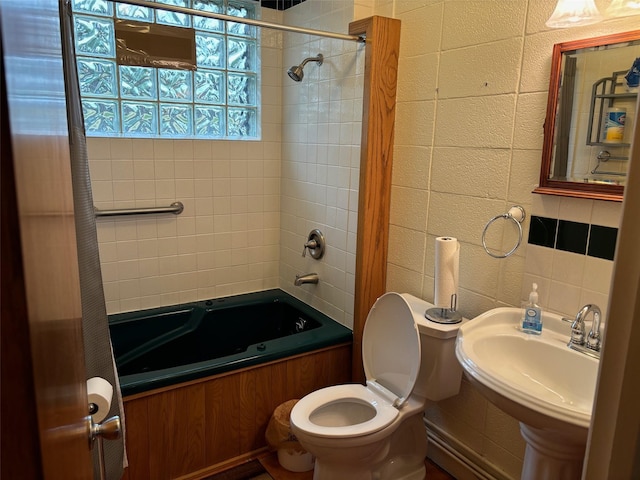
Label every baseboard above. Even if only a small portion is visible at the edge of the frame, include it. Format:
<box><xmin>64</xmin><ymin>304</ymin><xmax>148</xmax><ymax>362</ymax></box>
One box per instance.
<box><xmin>424</xmin><ymin>418</ymin><xmax>513</xmax><ymax>480</ymax></box>
<box><xmin>175</xmin><ymin>448</ymin><xmax>270</xmax><ymax>480</ymax></box>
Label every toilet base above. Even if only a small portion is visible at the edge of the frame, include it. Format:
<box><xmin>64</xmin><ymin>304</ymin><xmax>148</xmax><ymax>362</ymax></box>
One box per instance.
<box><xmin>308</xmin><ymin>412</ymin><xmax>428</xmax><ymax>480</ymax></box>
<box><xmin>312</xmin><ymin>453</ymin><xmax>426</xmax><ymax>480</ymax></box>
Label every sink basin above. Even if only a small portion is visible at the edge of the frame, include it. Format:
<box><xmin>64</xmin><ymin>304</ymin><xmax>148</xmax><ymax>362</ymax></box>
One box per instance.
<box><xmin>455</xmin><ymin>307</ymin><xmax>600</xmax><ymax>479</ymax></box>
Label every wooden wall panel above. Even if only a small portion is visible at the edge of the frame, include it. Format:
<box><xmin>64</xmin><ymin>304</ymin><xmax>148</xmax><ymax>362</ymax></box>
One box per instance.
<box><xmin>254</xmin><ymin>365</ymin><xmax>278</xmax><ymax>451</ymax></box>
<box><xmin>139</xmin><ymin>384</ymin><xmax>207</xmax><ymax>479</ymax></box>
<box><xmin>172</xmin><ymin>385</ymin><xmax>206</xmax><ymax>477</ymax></box>
<box><xmin>147</xmin><ymin>389</ymin><xmax>176</xmax><ymax>479</ymax></box>
<box><xmin>327</xmin><ymin>345</ymin><xmax>352</xmax><ymax>386</ymax></box>
<box><xmin>122</xmin><ymin>344</ymin><xmax>351</xmax><ymax>479</ymax></box>
<box><xmin>123</xmin><ymin>398</ymin><xmax>150</xmax><ymax>480</ymax></box>
<box><xmin>205</xmin><ymin>374</ymin><xmax>241</xmax><ymax>465</ymax></box>
<box><xmin>286</xmin><ymin>353</ymin><xmax>317</xmax><ymax>399</ymax></box>
<box><xmin>239</xmin><ymin>370</ymin><xmax>257</xmax><ymax>453</ymax></box>
<box><xmin>269</xmin><ymin>361</ymin><xmax>289</xmax><ymax>410</ymax></box>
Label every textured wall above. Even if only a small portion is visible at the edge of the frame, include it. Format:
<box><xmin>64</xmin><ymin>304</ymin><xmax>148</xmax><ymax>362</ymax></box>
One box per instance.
<box><xmin>379</xmin><ymin>0</ymin><xmax>637</xmax><ymax>477</ymax></box>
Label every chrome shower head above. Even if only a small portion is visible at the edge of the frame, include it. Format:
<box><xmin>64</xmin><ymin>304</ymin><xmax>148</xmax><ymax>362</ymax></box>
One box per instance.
<box><xmin>287</xmin><ymin>65</ymin><xmax>305</xmax><ymax>82</ymax></box>
<box><xmin>287</xmin><ymin>53</ymin><xmax>323</xmax><ymax>82</ymax></box>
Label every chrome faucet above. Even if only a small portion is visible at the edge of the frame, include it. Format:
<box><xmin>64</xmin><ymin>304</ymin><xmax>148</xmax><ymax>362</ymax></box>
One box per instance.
<box><xmin>569</xmin><ymin>304</ymin><xmax>602</xmax><ymax>355</ymax></box>
<box><xmin>294</xmin><ymin>273</ymin><xmax>319</xmax><ymax>286</ymax></box>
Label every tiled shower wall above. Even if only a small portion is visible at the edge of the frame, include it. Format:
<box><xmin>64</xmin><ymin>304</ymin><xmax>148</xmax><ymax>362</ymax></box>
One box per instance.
<box><xmin>278</xmin><ymin>0</ymin><xmax>365</xmax><ymax>328</ymax></box>
<box><xmin>89</xmin><ymin>7</ymin><xmax>285</xmax><ymax>314</ymax></box>
<box><xmin>375</xmin><ymin>0</ymin><xmax>634</xmax><ymax>477</ymax></box>
<box><xmin>89</xmin><ymin>2</ymin><xmax>363</xmax><ymax>328</ymax></box>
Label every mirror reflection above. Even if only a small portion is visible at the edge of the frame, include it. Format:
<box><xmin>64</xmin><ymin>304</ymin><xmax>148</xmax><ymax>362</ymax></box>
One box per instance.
<box><xmin>537</xmin><ymin>31</ymin><xmax>640</xmax><ymax>201</ymax></box>
<box><xmin>554</xmin><ymin>39</ymin><xmax>639</xmax><ymax>184</ymax></box>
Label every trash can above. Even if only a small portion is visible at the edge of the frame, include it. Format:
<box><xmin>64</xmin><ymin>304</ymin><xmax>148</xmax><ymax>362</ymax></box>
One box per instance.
<box><xmin>265</xmin><ymin>399</ymin><xmax>314</xmax><ymax>472</ymax></box>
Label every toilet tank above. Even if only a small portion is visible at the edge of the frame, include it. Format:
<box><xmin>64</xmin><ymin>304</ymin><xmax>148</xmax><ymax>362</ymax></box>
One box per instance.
<box><xmin>414</xmin><ymin>334</ymin><xmax>463</xmax><ymax>401</ymax></box>
<box><xmin>401</xmin><ymin>294</ymin><xmax>465</xmax><ymax>402</ymax></box>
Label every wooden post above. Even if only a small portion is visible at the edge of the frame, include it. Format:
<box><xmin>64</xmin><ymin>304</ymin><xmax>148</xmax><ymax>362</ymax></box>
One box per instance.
<box><xmin>348</xmin><ymin>16</ymin><xmax>401</xmax><ymax>383</ymax></box>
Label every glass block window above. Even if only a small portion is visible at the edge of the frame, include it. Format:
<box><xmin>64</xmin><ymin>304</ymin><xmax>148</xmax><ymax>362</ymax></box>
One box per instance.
<box><xmin>71</xmin><ymin>0</ymin><xmax>260</xmax><ymax>139</ymax></box>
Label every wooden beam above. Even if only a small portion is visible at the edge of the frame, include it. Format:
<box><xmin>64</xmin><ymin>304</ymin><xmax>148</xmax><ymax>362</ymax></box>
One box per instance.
<box><xmin>348</xmin><ymin>16</ymin><xmax>401</xmax><ymax>383</ymax></box>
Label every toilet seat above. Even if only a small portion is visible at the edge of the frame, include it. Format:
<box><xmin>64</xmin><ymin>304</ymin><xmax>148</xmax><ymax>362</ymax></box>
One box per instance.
<box><xmin>362</xmin><ymin>292</ymin><xmax>421</xmax><ymax>408</ymax></box>
<box><xmin>290</xmin><ymin>384</ymin><xmax>399</xmax><ymax>438</ymax></box>
<box><xmin>291</xmin><ymin>293</ymin><xmax>422</xmax><ymax>439</ymax></box>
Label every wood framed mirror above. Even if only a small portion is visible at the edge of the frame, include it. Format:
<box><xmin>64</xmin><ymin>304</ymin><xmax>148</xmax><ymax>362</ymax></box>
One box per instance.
<box><xmin>535</xmin><ymin>30</ymin><xmax>640</xmax><ymax>202</ymax></box>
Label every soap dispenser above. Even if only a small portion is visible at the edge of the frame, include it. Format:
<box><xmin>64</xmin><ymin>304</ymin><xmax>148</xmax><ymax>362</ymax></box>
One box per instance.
<box><xmin>521</xmin><ymin>283</ymin><xmax>542</xmax><ymax>335</ymax></box>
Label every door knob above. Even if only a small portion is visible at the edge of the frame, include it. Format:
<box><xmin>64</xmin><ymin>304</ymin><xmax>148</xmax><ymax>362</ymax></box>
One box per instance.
<box><xmin>88</xmin><ymin>415</ymin><xmax>121</xmax><ymax>443</ymax></box>
<box><xmin>87</xmin><ymin>415</ymin><xmax>121</xmax><ymax>480</ymax></box>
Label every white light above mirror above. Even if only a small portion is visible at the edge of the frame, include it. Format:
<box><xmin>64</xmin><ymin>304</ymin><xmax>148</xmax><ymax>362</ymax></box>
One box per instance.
<box><xmin>547</xmin><ymin>0</ymin><xmax>640</xmax><ymax>28</ymax></box>
<box><xmin>546</xmin><ymin>0</ymin><xmax>603</xmax><ymax>28</ymax></box>
<box><xmin>606</xmin><ymin>0</ymin><xmax>640</xmax><ymax>17</ymax></box>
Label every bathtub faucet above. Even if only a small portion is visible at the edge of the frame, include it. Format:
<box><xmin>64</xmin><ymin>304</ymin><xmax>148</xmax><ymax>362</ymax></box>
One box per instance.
<box><xmin>295</xmin><ymin>273</ymin><xmax>319</xmax><ymax>286</ymax></box>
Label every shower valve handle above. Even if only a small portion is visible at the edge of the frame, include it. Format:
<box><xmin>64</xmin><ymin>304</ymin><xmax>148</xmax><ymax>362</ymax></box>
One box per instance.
<box><xmin>301</xmin><ymin>229</ymin><xmax>325</xmax><ymax>259</ymax></box>
<box><xmin>302</xmin><ymin>240</ymin><xmax>318</xmax><ymax>257</ymax></box>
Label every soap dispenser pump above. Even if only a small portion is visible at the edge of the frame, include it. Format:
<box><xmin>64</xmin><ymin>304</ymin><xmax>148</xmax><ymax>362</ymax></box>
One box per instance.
<box><xmin>522</xmin><ymin>283</ymin><xmax>542</xmax><ymax>335</ymax></box>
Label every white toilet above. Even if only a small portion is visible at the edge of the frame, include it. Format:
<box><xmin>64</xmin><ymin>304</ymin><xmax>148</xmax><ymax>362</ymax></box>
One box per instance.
<box><xmin>290</xmin><ymin>292</ymin><xmax>464</xmax><ymax>480</ymax></box>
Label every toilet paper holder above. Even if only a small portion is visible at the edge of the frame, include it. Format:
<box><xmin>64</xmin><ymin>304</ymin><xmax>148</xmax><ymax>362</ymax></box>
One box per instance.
<box><xmin>482</xmin><ymin>205</ymin><xmax>526</xmax><ymax>259</ymax></box>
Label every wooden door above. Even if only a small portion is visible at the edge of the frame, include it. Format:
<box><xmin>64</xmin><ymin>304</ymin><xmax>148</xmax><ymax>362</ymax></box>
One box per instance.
<box><xmin>0</xmin><ymin>1</ymin><xmax>94</xmax><ymax>478</ymax></box>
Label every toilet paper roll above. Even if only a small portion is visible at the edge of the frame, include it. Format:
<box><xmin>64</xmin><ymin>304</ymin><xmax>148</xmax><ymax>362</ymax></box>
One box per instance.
<box><xmin>434</xmin><ymin>237</ymin><xmax>460</xmax><ymax>309</ymax></box>
<box><xmin>87</xmin><ymin>377</ymin><xmax>113</xmax><ymax>423</ymax></box>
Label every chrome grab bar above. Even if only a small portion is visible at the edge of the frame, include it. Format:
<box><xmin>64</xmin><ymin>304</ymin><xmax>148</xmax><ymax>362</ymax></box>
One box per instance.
<box><xmin>94</xmin><ymin>201</ymin><xmax>184</xmax><ymax>218</ymax></box>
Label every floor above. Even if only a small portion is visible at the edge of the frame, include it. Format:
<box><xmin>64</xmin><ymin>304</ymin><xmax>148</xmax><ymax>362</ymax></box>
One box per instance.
<box><xmin>260</xmin><ymin>451</ymin><xmax>455</xmax><ymax>480</ymax></box>
<box><xmin>206</xmin><ymin>451</ymin><xmax>456</xmax><ymax>480</ymax></box>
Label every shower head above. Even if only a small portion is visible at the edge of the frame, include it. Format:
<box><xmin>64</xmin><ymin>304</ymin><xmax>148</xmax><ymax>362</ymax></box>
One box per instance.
<box><xmin>287</xmin><ymin>53</ymin><xmax>323</xmax><ymax>82</ymax></box>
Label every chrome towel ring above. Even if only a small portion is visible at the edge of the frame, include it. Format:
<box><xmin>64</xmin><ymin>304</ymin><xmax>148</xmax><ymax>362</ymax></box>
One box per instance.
<box><xmin>482</xmin><ymin>205</ymin><xmax>526</xmax><ymax>258</ymax></box>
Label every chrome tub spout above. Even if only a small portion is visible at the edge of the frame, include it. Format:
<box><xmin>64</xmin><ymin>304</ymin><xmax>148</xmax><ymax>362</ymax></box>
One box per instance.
<box><xmin>294</xmin><ymin>273</ymin><xmax>319</xmax><ymax>286</ymax></box>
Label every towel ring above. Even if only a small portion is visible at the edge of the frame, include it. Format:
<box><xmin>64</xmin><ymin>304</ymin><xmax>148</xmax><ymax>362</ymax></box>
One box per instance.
<box><xmin>482</xmin><ymin>205</ymin><xmax>526</xmax><ymax>259</ymax></box>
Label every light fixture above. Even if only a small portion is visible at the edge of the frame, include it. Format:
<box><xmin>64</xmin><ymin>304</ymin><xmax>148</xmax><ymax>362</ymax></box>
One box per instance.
<box><xmin>545</xmin><ymin>0</ymin><xmax>603</xmax><ymax>28</ymax></box>
<box><xmin>606</xmin><ymin>0</ymin><xmax>640</xmax><ymax>17</ymax></box>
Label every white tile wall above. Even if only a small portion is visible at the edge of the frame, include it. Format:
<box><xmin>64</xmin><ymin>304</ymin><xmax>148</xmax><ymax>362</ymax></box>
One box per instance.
<box><xmin>90</xmin><ymin>7</ymin><xmax>284</xmax><ymax>314</ymax></box>
<box><xmin>379</xmin><ymin>0</ymin><xmax>635</xmax><ymax>477</ymax></box>
<box><xmin>279</xmin><ymin>0</ymin><xmax>364</xmax><ymax>329</ymax></box>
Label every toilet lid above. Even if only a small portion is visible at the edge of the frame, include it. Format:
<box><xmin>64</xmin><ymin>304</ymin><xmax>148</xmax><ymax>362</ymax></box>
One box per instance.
<box><xmin>362</xmin><ymin>293</ymin><xmax>421</xmax><ymax>408</ymax></box>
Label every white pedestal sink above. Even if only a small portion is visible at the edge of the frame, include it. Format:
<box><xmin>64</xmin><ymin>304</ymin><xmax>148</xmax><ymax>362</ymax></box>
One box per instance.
<box><xmin>455</xmin><ymin>308</ymin><xmax>599</xmax><ymax>480</ymax></box>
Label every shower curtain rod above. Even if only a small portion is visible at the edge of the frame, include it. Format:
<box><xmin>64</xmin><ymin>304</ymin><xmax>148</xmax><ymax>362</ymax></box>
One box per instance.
<box><xmin>108</xmin><ymin>0</ymin><xmax>365</xmax><ymax>43</ymax></box>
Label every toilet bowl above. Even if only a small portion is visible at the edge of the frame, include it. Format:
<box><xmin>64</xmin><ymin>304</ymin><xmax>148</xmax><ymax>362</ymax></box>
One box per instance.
<box><xmin>290</xmin><ymin>293</ymin><xmax>464</xmax><ymax>480</ymax></box>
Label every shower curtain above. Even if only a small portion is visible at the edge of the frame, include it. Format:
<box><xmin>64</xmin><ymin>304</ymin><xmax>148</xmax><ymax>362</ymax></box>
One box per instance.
<box><xmin>59</xmin><ymin>1</ymin><xmax>126</xmax><ymax>478</ymax></box>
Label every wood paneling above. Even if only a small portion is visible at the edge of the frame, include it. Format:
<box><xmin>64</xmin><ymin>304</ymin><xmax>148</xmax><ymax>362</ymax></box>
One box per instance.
<box><xmin>239</xmin><ymin>370</ymin><xmax>257</xmax><ymax>453</ymax></box>
<box><xmin>205</xmin><ymin>374</ymin><xmax>241</xmax><ymax>465</ymax></box>
<box><xmin>1</xmin><ymin>68</ymin><xmax>43</xmax><ymax>480</ymax></box>
<box><xmin>121</xmin><ymin>398</ymin><xmax>149</xmax><ymax>480</ymax></box>
<box><xmin>349</xmin><ymin>16</ymin><xmax>401</xmax><ymax>383</ymax></box>
<box><xmin>254</xmin><ymin>365</ymin><xmax>278</xmax><ymax>452</ymax></box>
<box><xmin>1</xmin><ymin>1</ymin><xmax>93</xmax><ymax>477</ymax></box>
<box><xmin>176</xmin><ymin>385</ymin><xmax>207</xmax><ymax>476</ymax></box>
<box><xmin>124</xmin><ymin>344</ymin><xmax>351</xmax><ymax>480</ymax></box>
